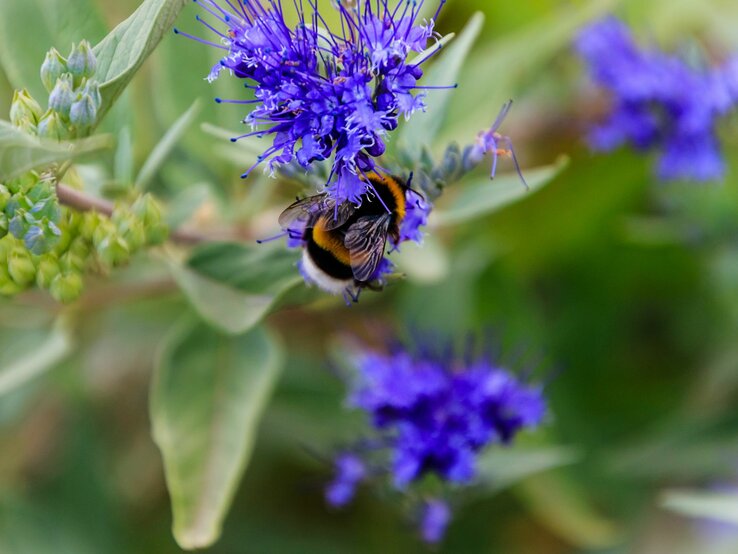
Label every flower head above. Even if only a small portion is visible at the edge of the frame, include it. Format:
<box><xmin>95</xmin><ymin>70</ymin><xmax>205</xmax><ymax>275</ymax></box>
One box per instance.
<box><xmin>183</xmin><ymin>0</ymin><xmax>448</xmax><ymax>204</ymax></box>
<box><xmin>350</xmin><ymin>344</ymin><xmax>547</xmax><ymax>487</ymax></box>
<box><xmin>576</xmin><ymin>17</ymin><xmax>738</xmax><ymax>182</ymax></box>
<box><xmin>325</xmin><ymin>333</ymin><xmax>548</xmax><ymax>543</ymax></box>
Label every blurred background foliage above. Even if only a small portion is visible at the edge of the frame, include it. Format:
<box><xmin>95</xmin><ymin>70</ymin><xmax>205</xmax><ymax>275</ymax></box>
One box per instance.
<box><xmin>3</xmin><ymin>0</ymin><xmax>738</xmax><ymax>552</ymax></box>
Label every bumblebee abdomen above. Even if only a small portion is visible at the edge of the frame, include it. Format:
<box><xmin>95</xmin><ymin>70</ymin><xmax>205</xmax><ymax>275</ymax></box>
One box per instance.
<box><xmin>304</xmin><ymin>227</ymin><xmax>354</xmax><ymax>281</ymax></box>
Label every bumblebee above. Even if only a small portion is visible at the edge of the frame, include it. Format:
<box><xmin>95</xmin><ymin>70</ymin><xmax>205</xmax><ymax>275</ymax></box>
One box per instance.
<box><xmin>278</xmin><ymin>173</ymin><xmax>409</xmax><ymax>302</ymax></box>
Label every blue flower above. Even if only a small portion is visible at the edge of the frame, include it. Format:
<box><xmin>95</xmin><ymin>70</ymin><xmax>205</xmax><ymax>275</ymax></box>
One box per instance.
<box><xmin>181</xmin><ymin>0</ymin><xmax>448</xmax><ymax>204</ymax></box>
<box><xmin>349</xmin><ymin>348</ymin><xmax>546</xmax><ymax>488</ymax></box>
<box><xmin>576</xmin><ymin>17</ymin><xmax>738</xmax><ymax>182</ymax></box>
<box><xmin>324</xmin><ymin>333</ymin><xmax>548</xmax><ymax>543</ymax></box>
<box><xmin>466</xmin><ymin>100</ymin><xmax>526</xmax><ymax>185</ymax></box>
<box><xmin>419</xmin><ymin>499</ymin><xmax>451</xmax><ymax>544</ymax></box>
<box><xmin>325</xmin><ymin>453</ymin><xmax>367</xmax><ymax>508</ymax></box>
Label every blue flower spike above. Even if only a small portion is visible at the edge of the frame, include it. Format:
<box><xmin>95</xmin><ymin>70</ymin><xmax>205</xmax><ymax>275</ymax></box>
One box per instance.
<box><xmin>326</xmin><ymin>334</ymin><xmax>548</xmax><ymax>544</ymax></box>
<box><xmin>181</xmin><ymin>0</ymin><xmax>450</xmax><ymax>205</ymax></box>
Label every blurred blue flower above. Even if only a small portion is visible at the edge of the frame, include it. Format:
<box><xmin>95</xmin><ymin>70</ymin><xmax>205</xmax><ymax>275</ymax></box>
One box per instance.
<box><xmin>182</xmin><ymin>0</ymin><xmax>448</xmax><ymax>204</ymax></box>
<box><xmin>350</xmin><ymin>346</ymin><xmax>546</xmax><ymax>488</ymax></box>
<box><xmin>325</xmin><ymin>453</ymin><xmax>367</xmax><ymax>508</ymax></box>
<box><xmin>325</xmin><ymin>334</ymin><xmax>547</xmax><ymax>543</ymax></box>
<box><xmin>576</xmin><ymin>17</ymin><xmax>738</xmax><ymax>182</ymax></box>
<box><xmin>419</xmin><ymin>499</ymin><xmax>451</xmax><ymax>544</ymax></box>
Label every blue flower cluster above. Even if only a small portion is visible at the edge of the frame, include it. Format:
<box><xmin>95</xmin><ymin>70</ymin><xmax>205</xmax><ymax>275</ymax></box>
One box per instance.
<box><xmin>576</xmin><ymin>17</ymin><xmax>738</xmax><ymax>182</ymax></box>
<box><xmin>184</xmin><ymin>0</ymin><xmax>446</xmax><ymax>204</ymax></box>
<box><xmin>326</xmin><ymin>337</ymin><xmax>547</xmax><ymax>543</ymax></box>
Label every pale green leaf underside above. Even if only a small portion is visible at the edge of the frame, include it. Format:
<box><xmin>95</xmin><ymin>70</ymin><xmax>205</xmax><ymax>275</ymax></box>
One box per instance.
<box><xmin>0</xmin><ymin>120</ymin><xmax>112</xmax><ymax>181</ymax></box>
<box><xmin>167</xmin><ymin>243</ymin><xmax>302</xmax><ymax>335</ymax></box>
<box><xmin>151</xmin><ymin>319</ymin><xmax>283</xmax><ymax>549</ymax></box>
<box><xmin>93</xmin><ymin>0</ymin><xmax>188</xmax><ymax>123</ymax></box>
<box><xmin>476</xmin><ymin>445</ymin><xmax>581</xmax><ymax>494</ymax></box>
<box><xmin>662</xmin><ymin>490</ymin><xmax>738</xmax><ymax>525</ymax></box>
<box><xmin>431</xmin><ymin>157</ymin><xmax>568</xmax><ymax>227</ymax></box>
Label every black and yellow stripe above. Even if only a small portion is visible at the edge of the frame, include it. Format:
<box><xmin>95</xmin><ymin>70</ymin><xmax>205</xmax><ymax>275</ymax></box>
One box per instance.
<box><xmin>303</xmin><ymin>172</ymin><xmax>407</xmax><ymax>283</ymax></box>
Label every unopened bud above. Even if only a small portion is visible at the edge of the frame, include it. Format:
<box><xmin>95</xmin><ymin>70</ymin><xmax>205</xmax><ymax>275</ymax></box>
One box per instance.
<box><xmin>81</xmin><ymin>79</ymin><xmax>102</xmax><ymax>110</ymax></box>
<box><xmin>24</xmin><ymin>221</ymin><xmax>61</xmax><ymax>255</ymax></box>
<box><xmin>66</xmin><ymin>41</ymin><xmax>96</xmax><ymax>85</ymax></box>
<box><xmin>0</xmin><ymin>214</ymin><xmax>8</xmax><ymax>239</ymax></box>
<box><xmin>0</xmin><ymin>266</ymin><xmax>24</xmax><ymax>296</ymax></box>
<box><xmin>40</xmin><ymin>48</ymin><xmax>67</xmax><ymax>93</ymax></box>
<box><xmin>0</xmin><ymin>185</ymin><xmax>10</xmax><ymax>210</ymax></box>
<box><xmin>8</xmin><ymin>246</ymin><xmax>36</xmax><ymax>286</ymax></box>
<box><xmin>50</xmin><ymin>271</ymin><xmax>83</xmax><ymax>303</ymax></box>
<box><xmin>37</xmin><ymin>109</ymin><xmax>67</xmax><ymax>141</ymax></box>
<box><xmin>10</xmin><ymin>89</ymin><xmax>43</xmax><ymax>127</ymax></box>
<box><xmin>133</xmin><ymin>194</ymin><xmax>169</xmax><ymax>245</ymax></box>
<box><xmin>6</xmin><ymin>172</ymin><xmax>38</xmax><ymax>195</ymax></box>
<box><xmin>113</xmin><ymin>210</ymin><xmax>145</xmax><ymax>250</ymax></box>
<box><xmin>36</xmin><ymin>254</ymin><xmax>60</xmax><ymax>289</ymax></box>
<box><xmin>69</xmin><ymin>93</ymin><xmax>97</xmax><ymax>130</ymax></box>
<box><xmin>48</xmin><ymin>73</ymin><xmax>75</xmax><ymax>118</ymax></box>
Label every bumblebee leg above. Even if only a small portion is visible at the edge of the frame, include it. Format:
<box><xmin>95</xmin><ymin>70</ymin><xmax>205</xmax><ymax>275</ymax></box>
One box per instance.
<box><xmin>344</xmin><ymin>285</ymin><xmax>362</xmax><ymax>304</ymax></box>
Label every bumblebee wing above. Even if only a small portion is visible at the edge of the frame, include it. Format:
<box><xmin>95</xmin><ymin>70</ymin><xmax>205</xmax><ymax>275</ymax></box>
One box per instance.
<box><xmin>278</xmin><ymin>194</ymin><xmax>355</xmax><ymax>230</ymax></box>
<box><xmin>344</xmin><ymin>214</ymin><xmax>392</xmax><ymax>282</ymax></box>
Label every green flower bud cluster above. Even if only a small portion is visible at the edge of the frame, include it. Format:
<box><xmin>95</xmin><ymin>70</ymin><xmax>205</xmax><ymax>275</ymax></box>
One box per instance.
<box><xmin>0</xmin><ymin>172</ymin><xmax>62</xmax><ymax>257</ymax></box>
<box><xmin>2</xmin><ymin>39</ymin><xmax>170</xmax><ymax>303</ymax></box>
<box><xmin>0</xmin><ymin>192</ymin><xmax>168</xmax><ymax>302</ymax></box>
<box><xmin>11</xmin><ymin>41</ymin><xmax>101</xmax><ymax>139</ymax></box>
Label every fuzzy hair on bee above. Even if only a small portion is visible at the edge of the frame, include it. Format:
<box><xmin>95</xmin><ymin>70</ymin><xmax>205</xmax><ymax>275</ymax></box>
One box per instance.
<box><xmin>277</xmin><ymin>173</ymin><xmax>411</xmax><ymax>303</ymax></box>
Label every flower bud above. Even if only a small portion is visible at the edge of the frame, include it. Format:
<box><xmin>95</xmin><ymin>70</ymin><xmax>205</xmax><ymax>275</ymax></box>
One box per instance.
<box><xmin>36</xmin><ymin>254</ymin><xmax>60</xmax><ymax>289</ymax></box>
<box><xmin>48</xmin><ymin>73</ymin><xmax>75</xmax><ymax>119</ymax></box>
<box><xmin>69</xmin><ymin>93</ymin><xmax>97</xmax><ymax>130</ymax></box>
<box><xmin>40</xmin><ymin>48</ymin><xmax>67</xmax><ymax>93</ymax></box>
<box><xmin>78</xmin><ymin>211</ymin><xmax>102</xmax><ymax>241</ymax></box>
<box><xmin>0</xmin><ymin>266</ymin><xmax>24</xmax><ymax>296</ymax></box>
<box><xmin>24</xmin><ymin>221</ymin><xmax>61</xmax><ymax>255</ymax></box>
<box><xmin>37</xmin><ymin>109</ymin><xmax>67</xmax><ymax>141</ymax></box>
<box><xmin>8</xmin><ymin>246</ymin><xmax>36</xmax><ymax>286</ymax></box>
<box><xmin>133</xmin><ymin>194</ymin><xmax>169</xmax><ymax>245</ymax></box>
<box><xmin>10</xmin><ymin>89</ymin><xmax>43</xmax><ymax>127</ymax></box>
<box><xmin>6</xmin><ymin>172</ymin><xmax>38</xmax><ymax>195</ymax></box>
<box><xmin>50</xmin><ymin>271</ymin><xmax>83</xmax><ymax>303</ymax></box>
<box><xmin>114</xmin><ymin>211</ymin><xmax>146</xmax><ymax>251</ymax></box>
<box><xmin>59</xmin><ymin>250</ymin><xmax>86</xmax><ymax>273</ymax></box>
<box><xmin>0</xmin><ymin>214</ymin><xmax>8</xmax><ymax>240</ymax></box>
<box><xmin>97</xmin><ymin>235</ymin><xmax>130</xmax><ymax>268</ymax></box>
<box><xmin>66</xmin><ymin>41</ymin><xmax>96</xmax><ymax>85</ymax></box>
<box><xmin>0</xmin><ymin>185</ymin><xmax>10</xmax><ymax>210</ymax></box>
<box><xmin>81</xmin><ymin>79</ymin><xmax>102</xmax><ymax>110</ymax></box>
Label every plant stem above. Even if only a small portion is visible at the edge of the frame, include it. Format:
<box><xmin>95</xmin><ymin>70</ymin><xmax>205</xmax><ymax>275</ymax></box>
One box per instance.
<box><xmin>55</xmin><ymin>182</ymin><xmax>212</xmax><ymax>244</ymax></box>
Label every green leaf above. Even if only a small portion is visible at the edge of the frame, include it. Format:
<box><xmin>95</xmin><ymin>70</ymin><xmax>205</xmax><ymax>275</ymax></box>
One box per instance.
<box><xmin>398</xmin><ymin>13</ymin><xmax>484</xmax><ymax>159</ymax></box>
<box><xmin>431</xmin><ymin>157</ymin><xmax>568</xmax><ymax>227</ymax></box>
<box><xmin>113</xmin><ymin>126</ymin><xmax>133</xmax><ymax>185</ymax></box>
<box><xmin>135</xmin><ymin>100</ymin><xmax>202</xmax><ymax>191</ymax></box>
<box><xmin>476</xmin><ymin>445</ymin><xmax>581</xmax><ymax>494</ymax></box>
<box><xmin>0</xmin><ymin>0</ymin><xmax>108</xmax><ymax>100</ymax></box>
<box><xmin>151</xmin><ymin>318</ymin><xmax>283</xmax><ymax>549</ymax></box>
<box><xmin>662</xmin><ymin>490</ymin><xmax>738</xmax><ymax>525</ymax></box>
<box><xmin>0</xmin><ymin>320</ymin><xmax>73</xmax><ymax>397</ymax></box>
<box><xmin>93</xmin><ymin>0</ymin><xmax>188</xmax><ymax>124</ymax></box>
<box><xmin>167</xmin><ymin>243</ymin><xmax>301</xmax><ymax>335</ymax></box>
<box><xmin>0</xmin><ymin>120</ymin><xmax>112</xmax><ymax>181</ymax></box>
<box><xmin>517</xmin><ymin>471</ymin><xmax>621</xmax><ymax>549</ymax></box>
